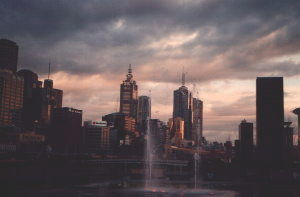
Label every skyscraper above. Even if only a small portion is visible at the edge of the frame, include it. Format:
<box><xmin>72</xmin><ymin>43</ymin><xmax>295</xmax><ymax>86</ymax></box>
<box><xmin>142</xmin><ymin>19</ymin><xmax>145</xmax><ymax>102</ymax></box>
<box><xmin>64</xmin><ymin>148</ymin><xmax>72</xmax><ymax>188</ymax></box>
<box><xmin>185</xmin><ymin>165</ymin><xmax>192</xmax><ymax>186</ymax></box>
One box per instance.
<box><xmin>0</xmin><ymin>39</ymin><xmax>18</xmax><ymax>73</ymax></box>
<box><xmin>17</xmin><ymin>69</ymin><xmax>40</xmax><ymax>130</ymax></box>
<box><xmin>120</xmin><ymin>64</ymin><xmax>138</xmax><ymax>120</ymax></box>
<box><xmin>137</xmin><ymin>96</ymin><xmax>151</xmax><ymax>134</ymax></box>
<box><xmin>173</xmin><ymin>72</ymin><xmax>193</xmax><ymax>140</ymax></box>
<box><xmin>238</xmin><ymin>119</ymin><xmax>253</xmax><ymax>165</ymax></box>
<box><xmin>192</xmin><ymin>98</ymin><xmax>203</xmax><ymax>145</ymax></box>
<box><xmin>0</xmin><ymin>39</ymin><xmax>23</xmax><ymax>126</ymax></box>
<box><xmin>0</xmin><ymin>70</ymin><xmax>24</xmax><ymax>126</ymax></box>
<box><xmin>256</xmin><ymin>77</ymin><xmax>285</xmax><ymax>169</ymax></box>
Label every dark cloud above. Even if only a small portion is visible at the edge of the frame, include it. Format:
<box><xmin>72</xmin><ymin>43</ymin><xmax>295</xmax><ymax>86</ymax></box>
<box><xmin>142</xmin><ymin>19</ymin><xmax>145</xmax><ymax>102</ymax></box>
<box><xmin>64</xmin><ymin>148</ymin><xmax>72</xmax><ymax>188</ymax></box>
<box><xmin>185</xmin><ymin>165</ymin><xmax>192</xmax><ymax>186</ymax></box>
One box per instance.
<box><xmin>0</xmin><ymin>0</ymin><xmax>299</xmax><ymax>79</ymax></box>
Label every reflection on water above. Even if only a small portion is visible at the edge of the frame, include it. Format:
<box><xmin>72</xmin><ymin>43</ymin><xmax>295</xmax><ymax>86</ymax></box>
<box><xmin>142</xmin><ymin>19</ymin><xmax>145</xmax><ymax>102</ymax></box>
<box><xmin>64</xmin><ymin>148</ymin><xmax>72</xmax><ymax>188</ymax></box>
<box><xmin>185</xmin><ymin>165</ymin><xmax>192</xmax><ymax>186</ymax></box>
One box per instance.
<box><xmin>5</xmin><ymin>182</ymin><xmax>300</xmax><ymax>197</ymax></box>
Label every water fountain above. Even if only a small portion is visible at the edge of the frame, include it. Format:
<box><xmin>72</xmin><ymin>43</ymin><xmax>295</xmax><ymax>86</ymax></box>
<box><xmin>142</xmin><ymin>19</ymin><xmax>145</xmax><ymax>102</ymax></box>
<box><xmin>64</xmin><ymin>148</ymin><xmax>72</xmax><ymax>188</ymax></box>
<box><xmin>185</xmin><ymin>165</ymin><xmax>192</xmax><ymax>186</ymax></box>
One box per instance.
<box><xmin>145</xmin><ymin>116</ymin><xmax>153</xmax><ymax>188</ymax></box>
<box><xmin>194</xmin><ymin>118</ymin><xmax>202</xmax><ymax>189</ymax></box>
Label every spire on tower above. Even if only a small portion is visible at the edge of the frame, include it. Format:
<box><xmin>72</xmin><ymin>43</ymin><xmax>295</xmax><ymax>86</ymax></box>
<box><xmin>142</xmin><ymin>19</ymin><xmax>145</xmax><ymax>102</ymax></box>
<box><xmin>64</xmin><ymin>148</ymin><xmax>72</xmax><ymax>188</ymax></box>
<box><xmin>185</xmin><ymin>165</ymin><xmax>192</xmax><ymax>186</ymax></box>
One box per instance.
<box><xmin>128</xmin><ymin>64</ymin><xmax>132</xmax><ymax>74</ymax></box>
<box><xmin>48</xmin><ymin>60</ymin><xmax>51</xmax><ymax>79</ymax></box>
<box><xmin>182</xmin><ymin>66</ymin><xmax>185</xmax><ymax>86</ymax></box>
<box><xmin>126</xmin><ymin>64</ymin><xmax>133</xmax><ymax>81</ymax></box>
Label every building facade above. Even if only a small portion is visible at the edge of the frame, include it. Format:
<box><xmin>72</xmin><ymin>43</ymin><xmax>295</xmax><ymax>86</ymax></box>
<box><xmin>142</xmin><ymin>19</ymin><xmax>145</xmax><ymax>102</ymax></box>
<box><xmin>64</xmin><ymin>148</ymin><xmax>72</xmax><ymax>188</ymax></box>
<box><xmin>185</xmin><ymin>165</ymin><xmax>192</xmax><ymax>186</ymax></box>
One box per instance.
<box><xmin>256</xmin><ymin>77</ymin><xmax>285</xmax><ymax>169</ymax></box>
<box><xmin>192</xmin><ymin>98</ymin><xmax>203</xmax><ymax>145</ymax></box>
<box><xmin>173</xmin><ymin>85</ymin><xmax>193</xmax><ymax>140</ymax></box>
<box><xmin>0</xmin><ymin>70</ymin><xmax>24</xmax><ymax>126</ymax></box>
<box><xmin>50</xmin><ymin>107</ymin><xmax>83</xmax><ymax>153</ymax></box>
<box><xmin>137</xmin><ymin>95</ymin><xmax>151</xmax><ymax>134</ymax></box>
<box><xmin>120</xmin><ymin>64</ymin><xmax>138</xmax><ymax>120</ymax></box>
<box><xmin>238</xmin><ymin>119</ymin><xmax>253</xmax><ymax>165</ymax></box>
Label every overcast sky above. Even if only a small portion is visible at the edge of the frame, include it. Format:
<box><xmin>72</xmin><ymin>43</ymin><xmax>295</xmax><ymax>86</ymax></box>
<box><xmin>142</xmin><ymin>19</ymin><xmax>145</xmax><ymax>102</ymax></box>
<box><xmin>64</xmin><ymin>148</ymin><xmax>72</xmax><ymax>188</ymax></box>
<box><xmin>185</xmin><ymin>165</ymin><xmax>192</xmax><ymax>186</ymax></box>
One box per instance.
<box><xmin>1</xmin><ymin>0</ymin><xmax>300</xmax><ymax>141</ymax></box>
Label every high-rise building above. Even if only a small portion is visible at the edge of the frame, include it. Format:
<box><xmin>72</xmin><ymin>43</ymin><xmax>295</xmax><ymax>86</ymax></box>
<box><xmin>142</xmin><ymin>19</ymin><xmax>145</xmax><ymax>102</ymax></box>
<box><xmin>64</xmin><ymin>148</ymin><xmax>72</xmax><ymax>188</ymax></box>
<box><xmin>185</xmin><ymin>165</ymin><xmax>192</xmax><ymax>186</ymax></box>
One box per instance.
<box><xmin>50</xmin><ymin>107</ymin><xmax>83</xmax><ymax>153</ymax></box>
<box><xmin>238</xmin><ymin>119</ymin><xmax>253</xmax><ymax>165</ymax></box>
<box><xmin>17</xmin><ymin>69</ymin><xmax>40</xmax><ymax>130</ymax></box>
<box><xmin>256</xmin><ymin>77</ymin><xmax>285</xmax><ymax>169</ymax></box>
<box><xmin>0</xmin><ymin>39</ymin><xmax>18</xmax><ymax>72</ymax></box>
<box><xmin>120</xmin><ymin>64</ymin><xmax>138</xmax><ymax>120</ymax></box>
<box><xmin>137</xmin><ymin>96</ymin><xmax>151</xmax><ymax>134</ymax></box>
<box><xmin>173</xmin><ymin>73</ymin><xmax>193</xmax><ymax>140</ymax></box>
<box><xmin>192</xmin><ymin>98</ymin><xmax>203</xmax><ymax>145</ymax></box>
<box><xmin>0</xmin><ymin>69</ymin><xmax>24</xmax><ymax>127</ymax></box>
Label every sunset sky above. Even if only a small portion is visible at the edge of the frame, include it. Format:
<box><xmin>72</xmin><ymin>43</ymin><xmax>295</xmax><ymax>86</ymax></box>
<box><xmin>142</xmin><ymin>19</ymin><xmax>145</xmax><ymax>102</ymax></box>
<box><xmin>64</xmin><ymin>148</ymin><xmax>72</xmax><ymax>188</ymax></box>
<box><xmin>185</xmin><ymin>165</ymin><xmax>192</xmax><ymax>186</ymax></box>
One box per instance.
<box><xmin>1</xmin><ymin>0</ymin><xmax>300</xmax><ymax>141</ymax></box>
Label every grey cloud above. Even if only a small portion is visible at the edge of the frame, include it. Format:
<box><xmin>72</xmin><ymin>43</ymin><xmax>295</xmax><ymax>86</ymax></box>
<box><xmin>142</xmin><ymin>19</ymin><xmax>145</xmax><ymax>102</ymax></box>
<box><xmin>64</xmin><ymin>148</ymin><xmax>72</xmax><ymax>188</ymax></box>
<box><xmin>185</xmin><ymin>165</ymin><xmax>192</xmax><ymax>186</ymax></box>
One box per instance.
<box><xmin>1</xmin><ymin>0</ymin><xmax>300</xmax><ymax>79</ymax></box>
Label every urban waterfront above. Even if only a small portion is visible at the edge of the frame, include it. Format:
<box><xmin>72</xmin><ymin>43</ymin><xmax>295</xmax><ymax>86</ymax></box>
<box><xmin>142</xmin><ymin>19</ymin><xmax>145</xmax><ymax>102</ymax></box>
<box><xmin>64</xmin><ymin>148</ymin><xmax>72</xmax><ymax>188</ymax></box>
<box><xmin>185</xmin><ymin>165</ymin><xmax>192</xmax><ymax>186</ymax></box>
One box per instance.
<box><xmin>2</xmin><ymin>0</ymin><xmax>300</xmax><ymax>196</ymax></box>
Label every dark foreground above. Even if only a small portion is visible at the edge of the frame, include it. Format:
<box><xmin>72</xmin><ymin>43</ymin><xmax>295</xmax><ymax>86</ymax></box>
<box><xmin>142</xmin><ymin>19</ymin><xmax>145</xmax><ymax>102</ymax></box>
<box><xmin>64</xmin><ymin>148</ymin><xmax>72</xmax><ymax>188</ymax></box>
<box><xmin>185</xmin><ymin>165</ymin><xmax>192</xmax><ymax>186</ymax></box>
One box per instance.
<box><xmin>4</xmin><ymin>180</ymin><xmax>300</xmax><ymax>197</ymax></box>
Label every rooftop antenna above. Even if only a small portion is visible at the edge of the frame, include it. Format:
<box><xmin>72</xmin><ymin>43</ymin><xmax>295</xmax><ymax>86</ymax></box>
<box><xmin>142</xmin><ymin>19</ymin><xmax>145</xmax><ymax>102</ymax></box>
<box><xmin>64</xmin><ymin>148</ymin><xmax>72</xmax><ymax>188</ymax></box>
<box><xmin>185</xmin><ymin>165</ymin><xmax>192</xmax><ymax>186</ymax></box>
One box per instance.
<box><xmin>128</xmin><ymin>64</ymin><xmax>132</xmax><ymax>74</ymax></box>
<box><xmin>48</xmin><ymin>60</ymin><xmax>51</xmax><ymax>79</ymax></box>
<box><xmin>182</xmin><ymin>66</ymin><xmax>185</xmax><ymax>86</ymax></box>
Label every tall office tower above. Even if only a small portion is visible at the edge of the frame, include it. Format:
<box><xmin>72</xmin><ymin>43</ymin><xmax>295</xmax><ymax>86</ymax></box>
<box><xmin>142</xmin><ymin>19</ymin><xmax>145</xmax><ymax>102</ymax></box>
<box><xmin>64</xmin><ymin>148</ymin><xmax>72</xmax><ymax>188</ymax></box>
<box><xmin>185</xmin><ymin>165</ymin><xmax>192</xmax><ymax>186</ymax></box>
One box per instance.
<box><xmin>120</xmin><ymin>64</ymin><xmax>138</xmax><ymax>120</ymax></box>
<box><xmin>173</xmin><ymin>72</ymin><xmax>193</xmax><ymax>140</ymax></box>
<box><xmin>137</xmin><ymin>96</ymin><xmax>151</xmax><ymax>134</ymax></box>
<box><xmin>0</xmin><ymin>39</ymin><xmax>18</xmax><ymax>72</ymax></box>
<box><xmin>192</xmin><ymin>98</ymin><xmax>203</xmax><ymax>145</ymax></box>
<box><xmin>0</xmin><ymin>70</ymin><xmax>24</xmax><ymax>126</ymax></box>
<box><xmin>50</xmin><ymin>107</ymin><xmax>83</xmax><ymax>153</ymax></box>
<box><xmin>17</xmin><ymin>69</ymin><xmax>40</xmax><ymax>130</ymax></box>
<box><xmin>238</xmin><ymin>119</ymin><xmax>253</xmax><ymax>165</ymax></box>
<box><xmin>256</xmin><ymin>77</ymin><xmax>285</xmax><ymax>169</ymax></box>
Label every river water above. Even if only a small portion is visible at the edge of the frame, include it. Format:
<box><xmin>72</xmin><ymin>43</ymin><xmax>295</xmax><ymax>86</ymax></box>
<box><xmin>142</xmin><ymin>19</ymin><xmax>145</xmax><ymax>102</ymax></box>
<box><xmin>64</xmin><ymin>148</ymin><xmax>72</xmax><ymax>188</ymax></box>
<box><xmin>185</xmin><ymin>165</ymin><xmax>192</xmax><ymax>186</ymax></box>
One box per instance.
<box><xmin>6</xmin><ymin>181</ymin><xmax>300</xmax><ymax>197</ymax></box>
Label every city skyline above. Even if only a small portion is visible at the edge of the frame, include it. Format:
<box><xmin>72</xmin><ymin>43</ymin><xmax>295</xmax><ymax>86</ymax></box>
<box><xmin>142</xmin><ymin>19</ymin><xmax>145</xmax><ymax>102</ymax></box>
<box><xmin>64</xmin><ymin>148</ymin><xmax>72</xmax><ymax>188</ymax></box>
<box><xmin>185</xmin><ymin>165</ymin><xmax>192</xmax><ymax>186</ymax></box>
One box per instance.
<box><xmin>1</xmin><ymin>0</ymin><xmax>300</xmax><ymax>141</ymax></box>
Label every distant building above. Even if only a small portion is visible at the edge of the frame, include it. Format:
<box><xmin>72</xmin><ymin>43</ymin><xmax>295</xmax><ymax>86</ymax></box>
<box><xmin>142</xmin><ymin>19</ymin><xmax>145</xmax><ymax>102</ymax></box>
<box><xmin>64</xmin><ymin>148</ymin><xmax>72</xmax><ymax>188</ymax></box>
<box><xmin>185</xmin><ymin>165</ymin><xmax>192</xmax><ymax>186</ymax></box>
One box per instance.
<box><xmin>283</xmin><ymin>122</ymin><xmax>293</xmax><ymax>152</ymax></box>
<box><xmin>150</xmin><ymin>119</ymin><xmax>167</xmax><ymax>154</ymax></box>
<box><xmin>238</xmin><ymin>119</ymin><xmax>253</xmax><ymax>165</ymax></box>
<box><xmin>50</xmin><ymin>107</ymin><xmax>83</xmax><ymax>153</ymax></box>
<box><xmin>120</xmin><ymin>64</ymin><xmax>138</xmax><ymax>120</ymax></box>
<box><xmin>137</xmin><ymin>96</ymin><xmax>151</xmax><ymax>134</ymax></box>
<box><xmin>102</xmin><ymin>112</ymin><xmax>137</xmax><ymax>145</ymax></box>
<box><xmin>0</xmin><ymin>39</ymin><xmax>18</xmax><ymax>72</ymax></box>
<box><xmin>83</xmin><ymin>121</ymin><xmax>113</xmax><ymax>154</ymax></box>
<box><xmin>173</xmin><ymin>72</ymin><xmax>193</xmax><ymax>140</ymax></box>
<box><xmin>292</xmin><ymin>108</ymin><xmax>300</xmax><ymax>146</ymax></box>
<box><xmin>192</xmin><ymin>98</ymin><xmax>203</xmax><ymax>145</ymax></box>
<box><xmin>256</xmin><ymin>77</ymin><xmax>286</xmax><ymax>169</ymax></box>
<box><xmin>0</xmin><ymin>69</ymin><xmax>24</xmax><ymax>126</ymax></box>
<box><xmin>168</xmin><ymin>117</ymin><xmax>184</xmax><ymax>147</ymax></box>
